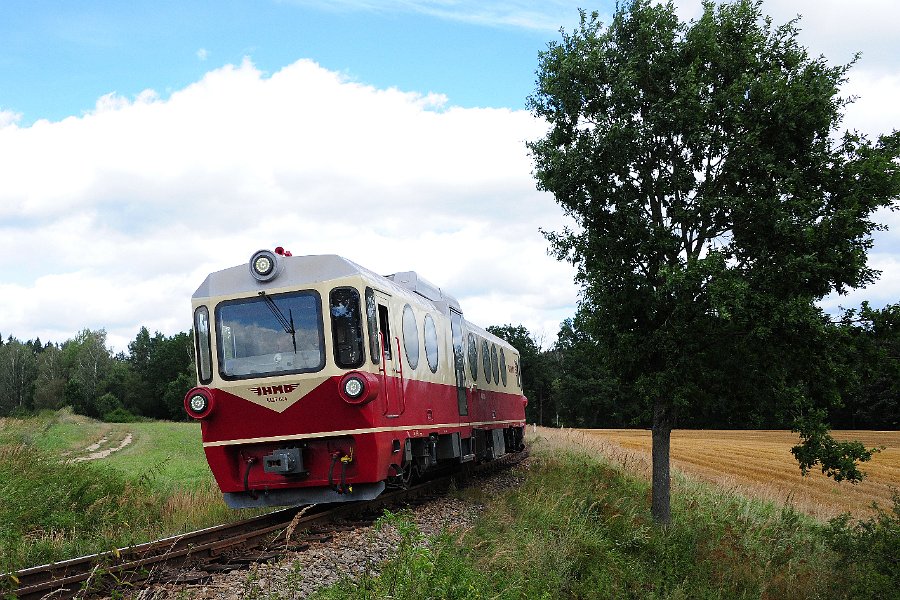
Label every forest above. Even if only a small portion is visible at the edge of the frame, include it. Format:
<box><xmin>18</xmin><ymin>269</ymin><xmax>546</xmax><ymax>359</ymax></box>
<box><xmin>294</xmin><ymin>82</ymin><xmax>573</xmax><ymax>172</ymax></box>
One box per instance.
<box><xmin>0</xmin><ymin>300</ymin><xmax>897</xmax><ymax>429</ymax></box>
<box><xmin>489</xmin><ymin>301</ymin><xmax>900</xmax><ymax>432</ymax></box>
<box><xmin>0</xmin><ymin>327</ymin><xmax>194</xmax><ymax>422</ymax></box>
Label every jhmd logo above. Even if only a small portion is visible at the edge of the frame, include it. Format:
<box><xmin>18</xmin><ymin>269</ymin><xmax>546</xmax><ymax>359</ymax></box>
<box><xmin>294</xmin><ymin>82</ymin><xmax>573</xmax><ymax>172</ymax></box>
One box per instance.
<box><xmin>249</xmin><ymin>383</ymin><xmax>300</xmax><ymax>396</ymax></box>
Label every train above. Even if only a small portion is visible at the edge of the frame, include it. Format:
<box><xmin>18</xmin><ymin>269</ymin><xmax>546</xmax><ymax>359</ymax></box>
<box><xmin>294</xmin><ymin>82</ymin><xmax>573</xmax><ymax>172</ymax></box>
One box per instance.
<box><xmin>184</xmin><ymin>247</ymin><xmax>527</xmax><ymax>508</ymax></box>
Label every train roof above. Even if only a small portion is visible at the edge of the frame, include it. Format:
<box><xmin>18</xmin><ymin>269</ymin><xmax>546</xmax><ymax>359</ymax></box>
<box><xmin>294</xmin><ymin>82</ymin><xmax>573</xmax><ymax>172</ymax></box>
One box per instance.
<box><xmin>193</xmin><ymin>252</ymin><xmax>516</xmax><ymax>356</ymax></box>
<box><xmin>193</xmin><ymin>253</ymin><xmax>462</xmax><ymax>314</ymax></box>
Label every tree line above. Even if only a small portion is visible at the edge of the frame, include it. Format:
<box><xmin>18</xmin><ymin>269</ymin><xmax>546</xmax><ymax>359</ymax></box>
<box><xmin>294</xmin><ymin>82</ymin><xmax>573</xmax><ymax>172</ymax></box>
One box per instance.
<box><xmin>491</xmin><ymin>300</ymin><xmax>900</xmax><ymax>433</ymax></box>
<box><xmin>3</xmin><ymin>301</ymin><xmax>897</xmax><ymax>428</ymax></box>
<box><xmin>0</xmin><ymin>327</ymin><xmax>195</xmax><ymax>421</ymax></box>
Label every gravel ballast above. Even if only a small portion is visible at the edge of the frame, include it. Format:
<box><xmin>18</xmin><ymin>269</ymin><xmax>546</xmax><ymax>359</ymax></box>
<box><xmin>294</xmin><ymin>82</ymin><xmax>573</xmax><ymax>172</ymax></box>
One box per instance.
<box><xmin>132</xmin><ymin>466</ymin><xmax>526</xmax><ymax>599</ymax></box>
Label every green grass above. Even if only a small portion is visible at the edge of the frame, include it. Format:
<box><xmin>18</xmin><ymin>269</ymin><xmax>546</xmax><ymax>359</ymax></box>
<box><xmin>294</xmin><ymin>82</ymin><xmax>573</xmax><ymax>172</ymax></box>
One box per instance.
<box><xmin>309</xmin><ymin>435</ymin><xmax>899</xmax><ymax>600</ymax></box>
<box><xmin>0</xmin><ymin>444</ymin><xmax>163</xmax><ymax>573</ymax></box>
<box><xmin>1</xmin><ymin>408</ymin><xmax>212</xmax><ymax>491</ymax></box>
<box><xmin>3</xmin><ymin>414</ymin><xmax>897</xmax><ymax>599</ymax></box>
<box><xmin>0</xmin><ymin>410</ymin><xmax>252</xmax><ymax>579</ymax></box>
<box><xmin>100</xmin><ymin>421</ymin><xmax>212</xmax><ymax>491</ymax></box>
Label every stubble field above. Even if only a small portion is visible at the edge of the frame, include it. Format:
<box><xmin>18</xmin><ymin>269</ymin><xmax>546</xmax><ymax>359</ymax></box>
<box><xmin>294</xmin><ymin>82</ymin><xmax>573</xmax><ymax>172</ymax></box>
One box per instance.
<box><xmin>539</xmin><ymin>427</ymin><xmax>900</xmax><ymax>520</ymax></box>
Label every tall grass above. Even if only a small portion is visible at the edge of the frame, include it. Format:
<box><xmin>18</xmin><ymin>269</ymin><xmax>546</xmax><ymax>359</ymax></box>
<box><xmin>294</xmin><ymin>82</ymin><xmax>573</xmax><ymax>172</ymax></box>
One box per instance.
<box><xmin>0</xmin><ymin>412</ymin><xmax>261</xmax><ymax>577</ymax></box>
<box><xmin>0</xmin><ymin>444</ymin><xmax>161</xmax><ymax>572</ymax></box>
<box><xmin>453</xmin><ymin>451</ymin><xmax>829</xmax><ymax>599</ymax></box>
<box><xmin>311</xmin><ymin>437</ymin><xmax>898</xmax><ymax>600</ymax></box>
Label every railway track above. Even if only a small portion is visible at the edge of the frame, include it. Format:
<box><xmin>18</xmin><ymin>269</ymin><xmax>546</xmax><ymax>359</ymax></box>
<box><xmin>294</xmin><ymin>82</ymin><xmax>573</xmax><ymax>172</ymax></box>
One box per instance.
<box><xmin>6</xmin><ymin>452</ymin><xmax>524</xmax><ymax>599</ymax></box>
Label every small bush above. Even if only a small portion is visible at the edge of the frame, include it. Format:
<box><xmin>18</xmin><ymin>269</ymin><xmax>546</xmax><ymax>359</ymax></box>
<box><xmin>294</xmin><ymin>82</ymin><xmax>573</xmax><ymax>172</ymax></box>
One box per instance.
<box><xmin>102</xmin><ymin>407</ymin><xmax>142</xmax><ymax>423</ymax></box>
<box><xmin>824</xmin><ymin>492</ymin><xmax>900</xmax><ymax>598</ymax></box>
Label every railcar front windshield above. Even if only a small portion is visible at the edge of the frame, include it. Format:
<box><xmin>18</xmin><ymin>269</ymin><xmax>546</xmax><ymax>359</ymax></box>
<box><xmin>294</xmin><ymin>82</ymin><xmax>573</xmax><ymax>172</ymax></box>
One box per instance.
<box><xmin>215</xmin><ymin>291</ymin><xmax>325</xmax><ymax>379</ymax></box>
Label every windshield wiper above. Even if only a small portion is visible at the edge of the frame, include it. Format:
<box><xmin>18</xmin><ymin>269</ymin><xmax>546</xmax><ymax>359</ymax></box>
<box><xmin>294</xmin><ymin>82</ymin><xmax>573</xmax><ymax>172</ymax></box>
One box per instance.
<box><xmin>258</xmin><ymin>291</ymin><xmax>297</xmax><ymax>353</ymax></box>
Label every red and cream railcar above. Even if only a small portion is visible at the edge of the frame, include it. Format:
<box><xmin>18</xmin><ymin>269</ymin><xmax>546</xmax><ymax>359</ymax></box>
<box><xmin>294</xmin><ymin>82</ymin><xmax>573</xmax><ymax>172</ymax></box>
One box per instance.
<box><xmin>184</xmin><ymin>248</ymin><xmax>527</xmax><ymax>508</ymax></box>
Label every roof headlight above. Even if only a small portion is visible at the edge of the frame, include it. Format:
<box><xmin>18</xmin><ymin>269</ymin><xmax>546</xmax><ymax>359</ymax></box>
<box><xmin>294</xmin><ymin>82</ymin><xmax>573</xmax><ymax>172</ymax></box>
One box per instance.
<box><xmin>254</xmin><ymin>255</ymin><xmax>273</xmax><ymax>275</ymax></box>
<box><xmin>249</xmin><ymin>249</ymin><xmax>282</xmax><ymax>282</ymax></box>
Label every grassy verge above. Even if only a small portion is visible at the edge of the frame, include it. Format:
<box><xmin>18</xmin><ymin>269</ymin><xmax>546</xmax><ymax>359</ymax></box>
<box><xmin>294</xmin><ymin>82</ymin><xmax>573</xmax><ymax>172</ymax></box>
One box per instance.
<box><xmin>313</xmin><ymin>434</ymin><xmax>899</xmax><ymax>600</ymax></box>
<box><xmin>0</xmin><ymin>444</ymin><xmax>162</xmax><ymax>572</ymax></box>
<box><xmin>99</xmin><ymin>421</ymin><xmax>215</xmax><ymax>491</ymax></box>
<box><xmin>2</xmin><ymin>414</ymin><xmax>896</xmax><ymax>598</ymax></box>
<box><xmin>0</xmin><ymin>410</ymin><xmax>255</xmax><ymax>578</ymax></box>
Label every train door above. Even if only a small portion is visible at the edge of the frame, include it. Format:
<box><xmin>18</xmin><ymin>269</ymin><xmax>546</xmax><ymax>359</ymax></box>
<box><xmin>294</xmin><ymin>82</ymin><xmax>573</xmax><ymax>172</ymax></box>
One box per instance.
<box><xmin>450</xmin><ymin>310</ymin><xmax>468</xmax><ymax>417</ymax></box>
<box><xmin>372</xmin><ymin>290</ymin><xmax>405</xmax><ymax>417</ymax></box>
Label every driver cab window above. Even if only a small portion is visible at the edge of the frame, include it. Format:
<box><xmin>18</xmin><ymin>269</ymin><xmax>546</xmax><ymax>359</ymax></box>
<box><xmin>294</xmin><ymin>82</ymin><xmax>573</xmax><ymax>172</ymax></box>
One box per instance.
<box><xmin>329</xmin><ymin>287</ymin><xmax>365</xmax><ymax>369</ymax></box>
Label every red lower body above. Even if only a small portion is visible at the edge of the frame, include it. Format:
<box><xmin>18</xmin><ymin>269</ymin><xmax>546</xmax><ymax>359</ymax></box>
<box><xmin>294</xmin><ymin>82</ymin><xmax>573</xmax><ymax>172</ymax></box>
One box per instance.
<box><xmin>198</xmin><ymin>375</ymin><xmax>526</xmax><ymax>508</ymax></box>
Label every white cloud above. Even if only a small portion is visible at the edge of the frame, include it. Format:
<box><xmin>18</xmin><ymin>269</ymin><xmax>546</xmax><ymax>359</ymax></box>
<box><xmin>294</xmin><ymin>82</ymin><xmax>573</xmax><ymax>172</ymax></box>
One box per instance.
<box><xmin>0</xmin><ymin>58</ymin><xmax>576</xmax><ymax>351</ymax></box>
<box><xmin>0</xmin><ymin>109</ymin><xmax>22</xmax><ymax>128</ymax></box>
<box><xmin>755</xmin><ymin>0</ymin><xmax>900</xmax><ymax>71</ymax></box>
<box><xmin>197</xmin><ymin>48</ymin><xmax>209</xmax><ymax>61</ymax></box>
<box><xmin>842</xmin><ymin>71</ymin><xmax>900</xmax><ymax>138</ymax></box>
<box><xmin>293</xmin><ymin>0</ymin><xmax>587</xmax><ymax>31</ymax></box>
<box><xmin>3</xmin><ymin>1</ymin><xmax>897</xmax><ymax>353</ymax></box>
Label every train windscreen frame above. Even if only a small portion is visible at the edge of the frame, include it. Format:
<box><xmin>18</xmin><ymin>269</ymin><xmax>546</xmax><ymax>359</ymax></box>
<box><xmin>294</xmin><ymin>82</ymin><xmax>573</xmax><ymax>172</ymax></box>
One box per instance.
<box><xmin>215</xmin><ymin>290</ymin><xmax>325</xmax><ymax>380</ymax></box>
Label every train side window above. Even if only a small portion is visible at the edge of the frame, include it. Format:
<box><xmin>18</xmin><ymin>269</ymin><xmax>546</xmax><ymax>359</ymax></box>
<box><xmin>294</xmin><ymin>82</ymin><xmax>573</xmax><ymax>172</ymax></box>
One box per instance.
<box><xmin>378</xmin><ymin>304</ymin><xmax>392</xmax><ymax>360</ymax></box>
<box><xmin>516</xmin><ymin>358</ymin><xmax>522</xmax><ymax>389</ymax></box>
<box><xmin>194</xmin><ymin>305</ymin><xmax>212</xmax><ymax>384</ymax></box>
<box><xmin>481</xmin><ymin>339</ymin><xmax>491</xmax><ymax>384</ymax></box>
<box><xmin>424</xmin><ymin>314</ymin><xmax>439</xmax><ymax>373</ymax></box>
<box><xmin>365</xmin><ymin>287</ymin><xmax>379</xmax><ymax>365</ymax></box>
<box><xmin>491</xmin><ymin>344</ymin><xmax>500</xmax><ymax>385</ymax></box>
<box><xmin>329</xmin><ymin>287</ymin><xmax>365</xmax><ymax>369</ymax></box>
<box><xmin>402</xmin><ymin>304</ymin><xmax>419</xmax><ymax>370</ymax></box>
<box><xmin>499</xmin><ymin>348</ymin><xmax>507</xmax><ymax>387</ymax></box>
<box><xmin>467</xmin><ymin>332</ymin><xmax>478</xmax><ymax>381</ymax></box>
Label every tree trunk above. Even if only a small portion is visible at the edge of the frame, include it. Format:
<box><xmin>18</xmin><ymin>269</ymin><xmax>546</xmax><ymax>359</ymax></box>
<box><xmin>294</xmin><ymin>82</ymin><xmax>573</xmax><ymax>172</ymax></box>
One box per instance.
<box><xmin>651</xmin><ymin>401</ymin><xmax>673</xmax><ymax>525</ymax></box>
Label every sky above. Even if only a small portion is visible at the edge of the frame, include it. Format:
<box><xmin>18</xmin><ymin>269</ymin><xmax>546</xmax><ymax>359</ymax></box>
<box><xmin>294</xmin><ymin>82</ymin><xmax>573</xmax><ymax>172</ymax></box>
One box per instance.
<box><xmin>1</xmin><ymin>0</ymin><xmax>898</xmax><ymax>353</ymax></box>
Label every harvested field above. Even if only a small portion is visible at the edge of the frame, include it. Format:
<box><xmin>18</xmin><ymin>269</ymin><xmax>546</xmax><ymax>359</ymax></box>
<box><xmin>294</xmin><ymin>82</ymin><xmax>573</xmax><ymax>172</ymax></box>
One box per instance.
<box><xmin>535</xmin><ymin>426</ymin><xmax>900</xmax><ymax>520</ymax></box>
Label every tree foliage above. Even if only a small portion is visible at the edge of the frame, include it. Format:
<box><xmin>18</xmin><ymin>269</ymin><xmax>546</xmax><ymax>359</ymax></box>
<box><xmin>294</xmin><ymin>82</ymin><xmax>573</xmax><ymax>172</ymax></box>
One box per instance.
<box><xmin>0</xmin><ymin>337</ymin><xmax>38</xmax><ymax>415</ymax></box>
<box><xmin>832</xmin><ymin>302</ymin><xmax>900</xmax><ymax>430</ymax></box>
<box><xmin>528</xmin><ymin>0</ymin><xmax>900</xmax><ymax>522</ymax></box>
<box><xmin>487</xmin><ymin>324</ymin><xmax>556</xmax><ymax>425</ymax></box>
<box><xmin>0</xmin><ymin>327</ymin><xmax>196</xmax><ymax>421</ymax></box>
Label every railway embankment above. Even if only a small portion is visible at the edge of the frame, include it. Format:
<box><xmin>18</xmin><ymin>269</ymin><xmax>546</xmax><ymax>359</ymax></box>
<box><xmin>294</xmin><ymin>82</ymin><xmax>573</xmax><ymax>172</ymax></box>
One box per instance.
<box><xmin>3</xmin><ymin>414</ymin><xmax>898</xmax><ymax>599</ymax></box>
<box><xmin>145</xmin><ymin>428</ymin><xmax>899</xmax><ymax>600</ymax></box>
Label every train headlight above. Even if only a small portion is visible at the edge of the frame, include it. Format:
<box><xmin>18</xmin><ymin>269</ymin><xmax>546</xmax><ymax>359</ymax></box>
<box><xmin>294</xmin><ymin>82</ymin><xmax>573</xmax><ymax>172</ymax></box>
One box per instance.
<box><xmin>184</xmin><ymin>387</ymin><xmax>214</xmax><ymax>419</ymax></box>
<box><xmin>344</xmin><ymin>376</ymin><xmax>364</xmax><ymax>399</ymax></box>
<box><xmin>189</xmin><ymin>394</ymin><xmax>208</xmax><ymax>413</ymax></box>
<box><xmin>249</xmin><ymin>249</ymin><xmax>282</xmax><ymax>282</ymax></box>
<box><xmin>338</xmin><ymin>371</ymin><xmax>379</xmax><ymax>405</ymax></box>
<box><xmin>254</xmin><ymin>255</ymin><xmax>273</xmax><ymax>275</ymax></box>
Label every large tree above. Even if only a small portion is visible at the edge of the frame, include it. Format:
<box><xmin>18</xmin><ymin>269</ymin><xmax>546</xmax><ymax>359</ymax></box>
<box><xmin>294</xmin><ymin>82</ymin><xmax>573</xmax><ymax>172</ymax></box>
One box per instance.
<box><xmin>528</xmin><ymin>0</ymin><xmax>900</xmax><ymax>523</ymax></box>
<box><xmin>61</xmin><ymin>329</ymin><xmax>113</xmax><ymax>417</ymax></box>
<box><xmin>0</xmin><ymin>337</ymin><xmax>38</xmax><ymax>414</ymax></box>
<box><xmin>126</xmin><ymin>326</ymin><xmax>195</xmax><ymax>419</ymax></box>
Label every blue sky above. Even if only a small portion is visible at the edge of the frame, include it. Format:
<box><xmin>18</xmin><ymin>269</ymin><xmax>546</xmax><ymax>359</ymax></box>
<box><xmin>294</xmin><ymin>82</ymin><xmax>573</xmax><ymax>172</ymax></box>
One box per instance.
<box><xmin>1</xmin><ymin>1</ymin><xmax>899</xmax><ymax>351</ymax></box>
<box><xmin>2</xmin><ymin>0</ymin><xmax>564</xmax><ymax>124</ymax></box>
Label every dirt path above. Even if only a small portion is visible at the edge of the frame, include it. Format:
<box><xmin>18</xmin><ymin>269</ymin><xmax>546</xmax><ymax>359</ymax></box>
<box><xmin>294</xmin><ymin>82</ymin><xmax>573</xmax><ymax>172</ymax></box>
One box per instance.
<box><xmin>70</xmin><ymin>433</ymin><xmax>134</xmax><ymax>462</ymax></box>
